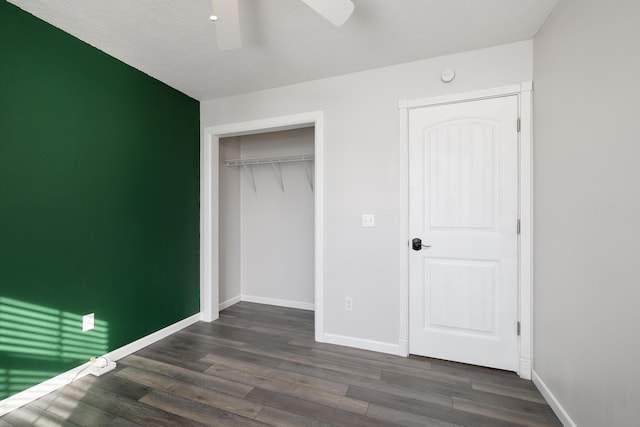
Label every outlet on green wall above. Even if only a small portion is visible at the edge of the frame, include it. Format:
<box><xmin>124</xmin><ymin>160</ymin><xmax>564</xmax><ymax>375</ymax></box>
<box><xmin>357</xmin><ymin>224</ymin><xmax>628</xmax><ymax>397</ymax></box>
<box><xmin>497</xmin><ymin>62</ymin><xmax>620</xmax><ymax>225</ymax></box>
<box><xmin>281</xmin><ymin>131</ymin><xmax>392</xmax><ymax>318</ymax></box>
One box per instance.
<box><xmin>0</xmin><ymin>1</ymin><xmax>200</xmax><ymax>400</ymax></box>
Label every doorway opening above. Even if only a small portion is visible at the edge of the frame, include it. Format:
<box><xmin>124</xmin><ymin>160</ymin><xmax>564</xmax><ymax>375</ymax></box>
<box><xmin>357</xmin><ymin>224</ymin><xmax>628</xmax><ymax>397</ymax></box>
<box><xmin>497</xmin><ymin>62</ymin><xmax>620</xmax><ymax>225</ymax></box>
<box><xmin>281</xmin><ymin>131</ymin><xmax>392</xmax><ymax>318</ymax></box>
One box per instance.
<box><xmin>200</xmin><ymin>112</ymin><xmax>325</xmax><ymax>342</ymax></box>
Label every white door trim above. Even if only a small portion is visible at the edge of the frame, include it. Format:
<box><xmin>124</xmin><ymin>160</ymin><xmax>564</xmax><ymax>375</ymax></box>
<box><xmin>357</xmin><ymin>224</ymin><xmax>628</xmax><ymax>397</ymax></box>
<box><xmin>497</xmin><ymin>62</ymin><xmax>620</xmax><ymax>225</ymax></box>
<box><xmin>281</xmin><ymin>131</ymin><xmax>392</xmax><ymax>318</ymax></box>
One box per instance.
<box><xmin>399</xmin><ymin>83</ymin><xmax>533</xmax><ymax>378</ymax></box>
<box><xmin>200</xmin><ymin>111</ymin><xmax>326</xmax><ymax>342</ymax></box>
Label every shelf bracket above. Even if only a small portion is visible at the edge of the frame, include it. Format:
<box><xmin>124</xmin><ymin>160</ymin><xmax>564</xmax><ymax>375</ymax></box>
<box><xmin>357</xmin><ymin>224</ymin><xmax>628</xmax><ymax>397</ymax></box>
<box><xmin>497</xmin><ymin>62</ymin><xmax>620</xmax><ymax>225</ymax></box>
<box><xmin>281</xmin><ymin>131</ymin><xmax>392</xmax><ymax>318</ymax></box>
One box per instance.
<box><xmin>271</xmin><ymin>161</ymin><xmax>284</xmax><ymax>192</ymax></box>
<box><xmin>303</xmin><ymin>159</ymin><xmax>314</xmax><ymax>192</ymax></box>
<box><xmin>242</xmin><ymin>163</ymin><xmax>257</xmax><ymax>193</ymax></box>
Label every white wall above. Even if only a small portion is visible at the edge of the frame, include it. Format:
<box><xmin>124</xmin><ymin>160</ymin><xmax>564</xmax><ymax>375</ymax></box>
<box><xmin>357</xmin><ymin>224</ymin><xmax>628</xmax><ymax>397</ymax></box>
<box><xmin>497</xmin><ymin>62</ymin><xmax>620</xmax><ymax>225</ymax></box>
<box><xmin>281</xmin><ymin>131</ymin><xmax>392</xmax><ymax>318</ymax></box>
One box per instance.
<box><xmin>533</xmin><ymin>0</ymin><xmax>640</xmax><ymax>425</ymax></box>
<box><xmin>239</xmin><ymin>128</ymin><xmax>315</xmax><ymax>307</ymax></box>
<box><xmin>202</xmin><ymin>40</ymin><xmax>533</xmax><ymax>349</ymax></box>
<box><xmin>219</xmin><ymin>137</ymin><xmax>241</xmax><ymax>306</ymax></box>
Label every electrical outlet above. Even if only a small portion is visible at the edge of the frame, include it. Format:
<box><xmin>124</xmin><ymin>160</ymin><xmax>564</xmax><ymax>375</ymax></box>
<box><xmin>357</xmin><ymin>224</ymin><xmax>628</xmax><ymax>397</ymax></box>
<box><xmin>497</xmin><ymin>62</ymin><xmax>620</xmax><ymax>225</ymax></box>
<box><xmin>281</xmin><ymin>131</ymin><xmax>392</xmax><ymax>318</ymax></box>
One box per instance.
<box><xmin>82</xmin><ymin>313</ymin><xmax>95</xmax><ymax>332</ymax></box>
<box><xmin>345</xmin><ymin>297</ymin><xmax>353</xmax><ymax>311</ymax></box>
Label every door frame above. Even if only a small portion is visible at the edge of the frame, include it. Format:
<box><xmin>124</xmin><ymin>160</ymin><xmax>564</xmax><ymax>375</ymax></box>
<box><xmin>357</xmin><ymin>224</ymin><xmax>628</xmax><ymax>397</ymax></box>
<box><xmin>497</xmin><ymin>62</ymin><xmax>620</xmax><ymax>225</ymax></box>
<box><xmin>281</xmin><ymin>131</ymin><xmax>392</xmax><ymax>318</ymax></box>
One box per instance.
<box><xmin>200</xmin><ymin>111</ymin><xmax>325</xmax><ymax>342</ymax></box>
<box><xmin>398</xmin><ymin>83</ymin><xmax>533</xmax><ymax>379</ymax></box>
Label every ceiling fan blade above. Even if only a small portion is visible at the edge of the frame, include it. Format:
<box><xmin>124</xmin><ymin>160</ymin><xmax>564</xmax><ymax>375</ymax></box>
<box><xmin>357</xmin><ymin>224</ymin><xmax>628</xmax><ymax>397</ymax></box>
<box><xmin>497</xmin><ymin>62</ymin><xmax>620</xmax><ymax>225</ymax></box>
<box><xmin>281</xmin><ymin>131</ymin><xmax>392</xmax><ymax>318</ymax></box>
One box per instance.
<box><xmin>212</xmin><ymin>0</ymin><xmax>241</xmax><ymax>50</ymax></box>
<box><xmin>300</xmin><ymin>0</ymin><xmax>355</xmax><ymax>27</ymax></box>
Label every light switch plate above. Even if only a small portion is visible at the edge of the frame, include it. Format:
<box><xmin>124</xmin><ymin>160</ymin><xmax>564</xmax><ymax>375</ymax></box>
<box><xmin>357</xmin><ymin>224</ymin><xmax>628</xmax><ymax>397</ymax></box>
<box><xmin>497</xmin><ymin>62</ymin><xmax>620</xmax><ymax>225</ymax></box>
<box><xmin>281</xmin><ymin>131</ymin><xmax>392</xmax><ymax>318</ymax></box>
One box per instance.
<box><xmin>362</xmin><ymin>214</ymin><xmax>375</xmax><ymax>227</ymax></box>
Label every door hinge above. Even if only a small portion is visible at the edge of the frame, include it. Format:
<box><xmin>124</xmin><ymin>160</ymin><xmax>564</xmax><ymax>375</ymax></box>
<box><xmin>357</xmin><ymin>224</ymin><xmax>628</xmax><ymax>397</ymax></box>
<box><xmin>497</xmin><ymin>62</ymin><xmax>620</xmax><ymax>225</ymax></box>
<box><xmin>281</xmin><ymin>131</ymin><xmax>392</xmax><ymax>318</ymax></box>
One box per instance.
<box><xmin>517</xmin><ymin>219</ymin><xmax>521</xmax><ymax>234</ymax></box>
<box><xmin>517</xmin><ymin>321</ymin><xmax>521</xmax><ymax>336</ymax></box>
<box><xmin>517</xmin><ymin>118</ymin><xmax>521</xmax><ymax>132</ymax></box>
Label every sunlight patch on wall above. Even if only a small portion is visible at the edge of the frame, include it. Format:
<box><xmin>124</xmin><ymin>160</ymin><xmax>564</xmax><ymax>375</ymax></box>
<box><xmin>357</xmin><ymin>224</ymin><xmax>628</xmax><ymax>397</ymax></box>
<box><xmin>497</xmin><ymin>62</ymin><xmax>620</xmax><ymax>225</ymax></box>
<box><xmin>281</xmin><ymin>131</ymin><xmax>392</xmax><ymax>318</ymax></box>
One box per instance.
<box><xmin>0</xmin><ymin>297</ymin><xmax>109</xmax><ymax>400</ymax></box>
<box><xmin>0</xmin><ymin>369</ymin><xmax>60</xmax><ymax>396</ymax></box>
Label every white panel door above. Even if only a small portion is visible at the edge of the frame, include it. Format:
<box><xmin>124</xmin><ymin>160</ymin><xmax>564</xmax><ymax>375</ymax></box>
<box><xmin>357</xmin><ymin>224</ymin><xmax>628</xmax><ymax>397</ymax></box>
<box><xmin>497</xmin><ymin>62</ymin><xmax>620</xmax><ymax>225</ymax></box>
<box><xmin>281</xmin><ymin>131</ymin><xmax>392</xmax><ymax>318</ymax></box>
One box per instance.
<box><xmin>408</xmin><ymin>96</ymin><xmax>519</xmax><ymax>371</ymax></box>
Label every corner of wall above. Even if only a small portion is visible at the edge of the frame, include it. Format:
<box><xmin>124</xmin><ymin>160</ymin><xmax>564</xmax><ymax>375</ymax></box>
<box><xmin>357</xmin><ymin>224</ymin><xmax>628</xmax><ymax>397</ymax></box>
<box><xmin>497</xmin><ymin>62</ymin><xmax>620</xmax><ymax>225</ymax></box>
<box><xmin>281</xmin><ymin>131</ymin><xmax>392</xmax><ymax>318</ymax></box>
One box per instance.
<box><xmin>532</xmin><ymin>370</ymin><xmax>577</xmax><ymax>427</ymax></box>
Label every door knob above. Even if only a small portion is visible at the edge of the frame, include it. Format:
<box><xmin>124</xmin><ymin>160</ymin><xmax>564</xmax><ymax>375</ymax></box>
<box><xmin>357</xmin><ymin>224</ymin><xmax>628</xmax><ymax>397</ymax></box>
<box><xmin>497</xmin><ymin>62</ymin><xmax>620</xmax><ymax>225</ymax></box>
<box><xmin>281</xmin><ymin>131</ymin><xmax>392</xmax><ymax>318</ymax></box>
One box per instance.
<box><xmin>411</xmin><ymin>238</ymin><xmax>430</xmax><ymax>251</ymax></box>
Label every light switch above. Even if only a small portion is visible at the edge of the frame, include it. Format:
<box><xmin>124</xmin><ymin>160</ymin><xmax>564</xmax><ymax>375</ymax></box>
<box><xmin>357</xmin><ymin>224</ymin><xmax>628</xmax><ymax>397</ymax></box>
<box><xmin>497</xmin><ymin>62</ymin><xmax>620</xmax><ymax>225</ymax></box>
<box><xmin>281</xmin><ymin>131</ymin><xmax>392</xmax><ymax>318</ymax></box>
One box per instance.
<box><xmin>362</xmin><ymin>214</ymin><xmax>375</xmax><ymax>227</ymax></box>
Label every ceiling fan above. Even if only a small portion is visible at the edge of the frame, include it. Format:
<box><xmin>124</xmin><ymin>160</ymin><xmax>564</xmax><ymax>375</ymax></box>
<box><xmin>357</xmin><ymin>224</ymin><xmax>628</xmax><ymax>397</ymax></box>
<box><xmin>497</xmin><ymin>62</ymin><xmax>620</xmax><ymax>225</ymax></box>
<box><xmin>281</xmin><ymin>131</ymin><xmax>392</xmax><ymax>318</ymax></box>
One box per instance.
<box><xmin>210</xmin><ymin>0</ymin><xmax>355</xmax><ymax>50</ymax></box>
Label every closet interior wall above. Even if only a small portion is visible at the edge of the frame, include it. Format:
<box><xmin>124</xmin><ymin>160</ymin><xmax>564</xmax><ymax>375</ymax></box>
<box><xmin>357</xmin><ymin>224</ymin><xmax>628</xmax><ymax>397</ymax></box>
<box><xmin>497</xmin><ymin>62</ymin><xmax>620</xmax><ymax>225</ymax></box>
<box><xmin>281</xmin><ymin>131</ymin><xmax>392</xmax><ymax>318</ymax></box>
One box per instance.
<box><xmin>219</xmin><ymin>137</ymin><xmax>242</xmax><ymax>306</ymax></box>
<box><xmin>219</xmin><ymin>127</ymin><xmax>315</xmax><ymax>310</ymax></box>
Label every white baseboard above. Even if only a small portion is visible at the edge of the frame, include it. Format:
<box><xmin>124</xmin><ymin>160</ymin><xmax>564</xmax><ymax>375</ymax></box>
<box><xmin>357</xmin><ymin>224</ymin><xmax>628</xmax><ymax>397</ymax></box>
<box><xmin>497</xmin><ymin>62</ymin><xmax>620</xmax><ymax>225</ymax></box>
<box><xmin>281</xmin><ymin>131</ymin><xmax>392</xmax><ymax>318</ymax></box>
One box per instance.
<box><xmin>241</xmin><ymin>294</ymin><xmax>314</xmax><ymax>311</ymax></box>
<box><xmin>519</xmin><ymin>358</ymin><xmax>532</xmax><ymax>380</ymax></box>
<box><xmin>0</xmin><ymin>313</ymin><xmax>201</xmax><ymax>417</ymax></box>
<box><xmin>227</xmin><ymin>298</ymin><xmax>401</xmax><ymax>358</ymax></box>
<box><xmin>398</xmin><ymin>338</ymin><xmax>409</xmax><ymax>357</ymax></box>
<box><xmin>0</xmin><ymin>361</ymin><xmax>92</xmax><ymax>417</ymax></box>
<box><xmin>320</xmin><ymin>333</ymin><xmax>402</xmax><ymax>356</ymax></box>
<box><xmin>219</xmin><ymin>295</ymin><xmax>242</xmax><ymax>311</ymax></box>
<box><xmin>532</xmin><ymin>369</ymin><xmax>576</xmax><ymax>427</ymax></box>
<box><xmin>104</xmin><ymin>313</ymin><xmax>201</xmax><ymax>361</ymax></box>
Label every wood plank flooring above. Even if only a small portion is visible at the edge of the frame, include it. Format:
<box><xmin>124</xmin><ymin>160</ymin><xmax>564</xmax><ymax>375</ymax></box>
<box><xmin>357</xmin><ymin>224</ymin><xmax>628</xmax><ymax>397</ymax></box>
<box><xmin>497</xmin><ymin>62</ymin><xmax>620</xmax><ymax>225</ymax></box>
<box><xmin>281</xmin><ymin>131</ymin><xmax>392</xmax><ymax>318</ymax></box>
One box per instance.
<box><xmin>1</xmin><ymin>302</ymin><xmax>561</xmax><ymax>426</ymax></box>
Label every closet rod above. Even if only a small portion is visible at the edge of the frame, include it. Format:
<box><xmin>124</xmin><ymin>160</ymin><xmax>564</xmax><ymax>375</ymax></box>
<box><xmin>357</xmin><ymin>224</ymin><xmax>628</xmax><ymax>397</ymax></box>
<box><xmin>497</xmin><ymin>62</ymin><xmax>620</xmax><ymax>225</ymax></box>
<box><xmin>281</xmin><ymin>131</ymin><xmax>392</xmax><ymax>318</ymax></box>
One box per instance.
<box><xmin>223</xmin><ymin>153</ymin><xmax>314</xmax><ymax>167</ymax></box>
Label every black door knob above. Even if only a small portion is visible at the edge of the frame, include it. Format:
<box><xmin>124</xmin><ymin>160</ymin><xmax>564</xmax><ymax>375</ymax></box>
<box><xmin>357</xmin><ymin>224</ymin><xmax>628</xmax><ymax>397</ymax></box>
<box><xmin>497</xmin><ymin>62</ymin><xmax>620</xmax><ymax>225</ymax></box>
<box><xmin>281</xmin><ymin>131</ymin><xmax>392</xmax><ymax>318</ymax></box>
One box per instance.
<box><xmin>411</xmin><ymin>238</ymin><xmax>431</xmax><ymax>251</ymax></box>
<box><xmin>412</xmin><ymin>238</ymin><xmax>422</xmax><ymax>251</ymax></box>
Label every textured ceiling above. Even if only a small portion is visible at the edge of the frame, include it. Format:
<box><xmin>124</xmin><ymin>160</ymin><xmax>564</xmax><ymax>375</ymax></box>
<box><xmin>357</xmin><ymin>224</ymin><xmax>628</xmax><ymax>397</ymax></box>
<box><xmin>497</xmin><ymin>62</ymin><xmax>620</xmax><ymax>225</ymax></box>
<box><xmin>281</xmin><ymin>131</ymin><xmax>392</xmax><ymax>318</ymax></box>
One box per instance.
<box><xmin>7</xmin><ymin>0</ymin><xmax>558</xmax><ymax>101</ymax></box>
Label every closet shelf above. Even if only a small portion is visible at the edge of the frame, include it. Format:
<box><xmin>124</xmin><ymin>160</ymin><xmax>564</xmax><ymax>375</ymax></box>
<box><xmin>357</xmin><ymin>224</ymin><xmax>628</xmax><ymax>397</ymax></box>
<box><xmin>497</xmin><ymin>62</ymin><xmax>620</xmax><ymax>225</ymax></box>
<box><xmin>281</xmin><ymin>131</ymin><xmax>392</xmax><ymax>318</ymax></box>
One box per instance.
<box><xmin>223</xmin><ymin>154</ymin><xmax>314</xmax><ymax>167</ymax></box>
<box><xmin>223</xmin><ymin>154</ymin><xmax>314</xmax><ymax>193</ymax></box>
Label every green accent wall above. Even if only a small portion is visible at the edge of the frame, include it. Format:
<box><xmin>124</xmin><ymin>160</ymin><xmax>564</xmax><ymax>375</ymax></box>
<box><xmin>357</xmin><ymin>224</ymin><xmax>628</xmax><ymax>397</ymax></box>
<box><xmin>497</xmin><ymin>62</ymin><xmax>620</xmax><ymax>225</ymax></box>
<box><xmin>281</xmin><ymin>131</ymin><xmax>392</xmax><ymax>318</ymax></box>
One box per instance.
<box><xmin>0</xmin><ymin>2</ymin><xmax>200</xmax><ymax>399</ymax></box>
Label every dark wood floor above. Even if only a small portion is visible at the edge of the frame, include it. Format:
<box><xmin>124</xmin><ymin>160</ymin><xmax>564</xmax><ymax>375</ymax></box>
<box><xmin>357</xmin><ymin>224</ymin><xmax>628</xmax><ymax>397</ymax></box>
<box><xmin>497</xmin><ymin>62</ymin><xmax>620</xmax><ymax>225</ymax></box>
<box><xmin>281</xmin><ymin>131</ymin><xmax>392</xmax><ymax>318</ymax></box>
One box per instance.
<box><xmin>1</xmin><ymin>302</ymin><xmax>561</xmax><ymax>426</ymax></box>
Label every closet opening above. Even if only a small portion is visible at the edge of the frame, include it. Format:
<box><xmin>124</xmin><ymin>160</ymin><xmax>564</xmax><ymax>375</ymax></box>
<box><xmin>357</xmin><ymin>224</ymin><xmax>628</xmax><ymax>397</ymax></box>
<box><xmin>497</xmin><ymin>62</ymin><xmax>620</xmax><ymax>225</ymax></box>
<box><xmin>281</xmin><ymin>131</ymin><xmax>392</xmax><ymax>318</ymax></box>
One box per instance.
<box><xmin>219</xmin><ymin>127</ymin><xmax>315</xmax><ymax>314</ymax></box>
<box><xmin>201</xmin><ymin>112</ymin><xmax>324</xmax><ymax>341</ymax></box>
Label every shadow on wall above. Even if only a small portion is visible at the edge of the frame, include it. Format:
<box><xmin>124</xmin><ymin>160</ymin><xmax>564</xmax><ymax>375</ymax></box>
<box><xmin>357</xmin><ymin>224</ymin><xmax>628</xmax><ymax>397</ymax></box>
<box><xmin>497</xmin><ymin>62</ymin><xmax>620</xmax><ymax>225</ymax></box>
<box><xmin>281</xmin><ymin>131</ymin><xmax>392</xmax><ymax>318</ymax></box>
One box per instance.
<box><xmin>0</xmin><ymin>297</ymin><xmax>108</xmax><ymax>400</ymax></box>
